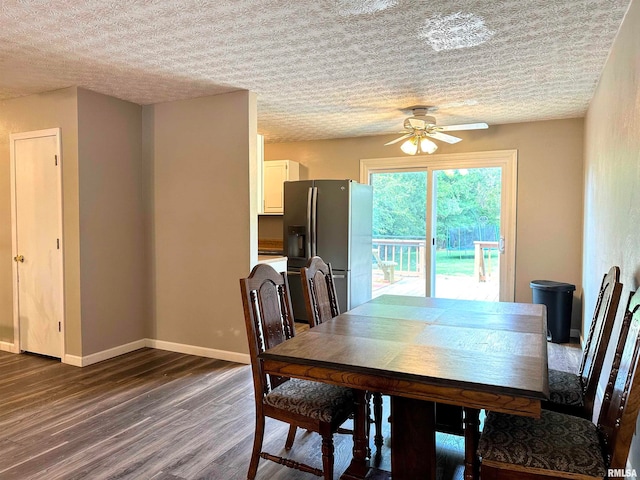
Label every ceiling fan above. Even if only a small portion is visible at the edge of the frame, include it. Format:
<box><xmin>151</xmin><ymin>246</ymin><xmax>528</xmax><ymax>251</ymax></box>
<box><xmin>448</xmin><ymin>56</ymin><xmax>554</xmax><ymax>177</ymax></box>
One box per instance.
<box><xmin>385</xmin><ymin>106</ymin><xmax>488</xmax><ymax>155</ymax></box>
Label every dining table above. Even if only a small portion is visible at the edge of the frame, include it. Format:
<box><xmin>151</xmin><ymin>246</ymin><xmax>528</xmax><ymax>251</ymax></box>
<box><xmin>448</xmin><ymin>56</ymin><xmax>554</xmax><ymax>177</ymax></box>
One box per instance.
<box><xmin>260</xmin><ymin>294</ymin><xmax>549</xmax><ymax>480</ymax></box>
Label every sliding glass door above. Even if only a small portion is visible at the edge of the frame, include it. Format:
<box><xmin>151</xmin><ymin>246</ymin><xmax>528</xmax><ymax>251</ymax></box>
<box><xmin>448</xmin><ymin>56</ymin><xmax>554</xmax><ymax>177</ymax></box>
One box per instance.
<box><xmin>362</xmin><ymin>150</ymin><xmax>516</xmax><ymax>302</ymax></box>
<box><xmin>370</xmin><ymin>170</ymin><xmax>427</xmax><ymax>297</ymax></box>
<box><xmin>431</xmin><ymin>167</ymin><xmax>502</xmax><ymax>301</ymax></box>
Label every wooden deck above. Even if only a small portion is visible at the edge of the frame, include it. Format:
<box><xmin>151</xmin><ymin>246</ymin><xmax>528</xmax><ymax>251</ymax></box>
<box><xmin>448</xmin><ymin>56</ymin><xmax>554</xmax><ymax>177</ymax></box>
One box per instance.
<box><xmin>372</xmin><ymin>272</ymin><xmax>499</xmax><ymax>302</ymax></box>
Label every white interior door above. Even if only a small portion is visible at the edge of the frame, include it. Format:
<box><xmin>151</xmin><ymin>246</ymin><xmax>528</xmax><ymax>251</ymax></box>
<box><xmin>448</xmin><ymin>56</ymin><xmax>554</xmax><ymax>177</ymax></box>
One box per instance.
<box><xmin>11</xmin><ymin>128</ymin><xmax>64</xmax><ymax>358</ymax></box>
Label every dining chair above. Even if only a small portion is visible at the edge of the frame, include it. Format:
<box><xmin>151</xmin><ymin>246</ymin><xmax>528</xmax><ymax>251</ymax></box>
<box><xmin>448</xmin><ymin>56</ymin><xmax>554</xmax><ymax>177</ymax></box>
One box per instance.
<box><xmin>300</xmin><ymin>255</ymin><xmax>465</xmax><ymax>444</ymax></box>
<box><xmin>300</xmin><ymin>255</ymin><xmax>385</xmax><ymax>452</ymax></box>
<box><xmin>544</xmin><ymin>265</ymin><xmax>622</xmax><ymax>419</ymax></box>
<box><xmin>301</xmin><ymin>256</ymin><xmax>340</xmax><ymax>327</ymax></box>
<box><xmin>477</xmin><ymin>289</ymin><xmax>640</xmax><ymax>480</ymax></box>
<box><xmin>239</xmin><ymin>263</ymin><xmax>355</xmax><ymax>480</ymax></box>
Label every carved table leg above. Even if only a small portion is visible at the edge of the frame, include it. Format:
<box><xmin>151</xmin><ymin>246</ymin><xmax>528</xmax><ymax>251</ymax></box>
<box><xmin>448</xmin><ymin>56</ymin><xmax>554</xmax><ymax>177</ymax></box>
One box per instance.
<box><xmin>341</xmin><ymin>389</ymin><xmax>370</xmax><ymax>480</ymax></box>
<box><xmin>372</xmin><ymin>392</ymin><xmax>384</xmax><ymax>451</ymax></box>
<box><xmin>463</xmin><ymin>407</ymin><xmax>481</xmax><ymax>480</ymax></box>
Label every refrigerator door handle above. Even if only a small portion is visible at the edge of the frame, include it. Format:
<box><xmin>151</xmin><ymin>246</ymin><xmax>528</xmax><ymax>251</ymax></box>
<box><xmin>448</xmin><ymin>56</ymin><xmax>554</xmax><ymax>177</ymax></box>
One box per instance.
<box><xmin>332</xmin><ymin>274</ymin><xmax>346</xmax><ymax>279</ymax></box>
<box><xmin>310</xmin><ymin>186</ymin><xmax>318</xmax><ymax>257</ymax></box>
<box><xmin>306</xmin><ymin>187</ymin><xmax>313</xmax><ymax>259</ymax></box>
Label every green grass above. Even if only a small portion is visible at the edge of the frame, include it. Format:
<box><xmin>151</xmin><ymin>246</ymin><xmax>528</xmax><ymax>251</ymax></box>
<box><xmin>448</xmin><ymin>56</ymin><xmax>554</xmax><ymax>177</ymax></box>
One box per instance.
<box><xmin>434</xmin><ymin>249</ymin><xmax>498</xmax><ymax>276</ymax></box>
<box><xmin>374</xmin><ymin>247</ymin><xmax>498</xmax><ymax>277</ymax></box>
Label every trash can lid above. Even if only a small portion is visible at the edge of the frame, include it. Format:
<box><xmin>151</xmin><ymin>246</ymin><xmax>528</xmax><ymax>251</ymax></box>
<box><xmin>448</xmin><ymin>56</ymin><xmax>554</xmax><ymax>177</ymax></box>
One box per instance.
<box><xmin>530</xmin><ymin>280</ymin><xmax>576</xmax><ymax>292</ymax></box>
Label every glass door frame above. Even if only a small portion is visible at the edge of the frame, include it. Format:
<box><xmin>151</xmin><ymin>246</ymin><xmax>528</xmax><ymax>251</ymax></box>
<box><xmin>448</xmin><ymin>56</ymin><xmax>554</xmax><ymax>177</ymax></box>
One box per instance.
<box><xmin>360</xmin><ymin>149</ymin><xmax>517</xmax><ymax>301</ymax></box>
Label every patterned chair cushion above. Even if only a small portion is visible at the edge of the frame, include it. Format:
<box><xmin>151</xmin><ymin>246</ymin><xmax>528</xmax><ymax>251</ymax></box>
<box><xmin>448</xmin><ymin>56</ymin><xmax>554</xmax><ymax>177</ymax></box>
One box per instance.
<box><xmin>478</xmin><ymin>409</ymin><xmax>606</xmax><ymax>478</ymax></box>
<box><xmin>548</xmin><ymin>368</ymin><xmax>584</xmax><ymax>407</ymax></box>
<box><xmin>265</xmin><ymin>378</ymin><xmax>354</xmax><ymax>423</ymax></box>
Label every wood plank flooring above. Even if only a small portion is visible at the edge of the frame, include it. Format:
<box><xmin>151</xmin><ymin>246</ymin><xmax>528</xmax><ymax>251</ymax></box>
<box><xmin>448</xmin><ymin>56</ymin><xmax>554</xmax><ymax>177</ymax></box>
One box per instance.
<box><xmin>0</xmin><ymin>337</ymin><xmax>580</xmax><ymax>480</ymax></box>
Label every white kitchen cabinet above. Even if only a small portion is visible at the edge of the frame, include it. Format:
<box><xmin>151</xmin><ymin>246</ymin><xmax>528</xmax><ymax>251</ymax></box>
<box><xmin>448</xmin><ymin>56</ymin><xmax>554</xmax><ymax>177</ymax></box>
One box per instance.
<box><xmin>256</xmin><ymin>134</ymin><xmax>264</xmax><ymax>213</ymax></box>
<box><xmin>262</xmin><ymin>160</ymin><xmax>299</xmax><ymax>214</ymax></box>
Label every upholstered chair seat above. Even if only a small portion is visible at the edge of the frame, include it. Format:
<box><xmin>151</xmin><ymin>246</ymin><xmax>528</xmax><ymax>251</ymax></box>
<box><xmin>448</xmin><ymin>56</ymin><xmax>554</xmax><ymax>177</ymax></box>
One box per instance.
<box><xmin>478</xmin><ymin>409</ymin><xmax>606</xmax><ymax>478</ymax></box>
<box><xmin>547</xmin><ymin>368</ymin><xmax>584</xmax><ymax>407</ymax></box>
<box><xmin>478</xmin><ymin>289</ymin><xmax>640</xmax><ymax>480</ymax></box>
<box><xmin>265</xmin><ymin>378</ymin><xmax>354</xmax><ymax>423</ymax></box>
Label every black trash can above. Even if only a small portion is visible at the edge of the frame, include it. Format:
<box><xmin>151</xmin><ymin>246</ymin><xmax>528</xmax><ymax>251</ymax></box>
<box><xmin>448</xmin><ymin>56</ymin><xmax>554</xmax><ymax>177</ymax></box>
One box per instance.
<box><xmin>530</xmin><ymin>280</ymin><xmax>576</xmax><ymax>343</ymax></box>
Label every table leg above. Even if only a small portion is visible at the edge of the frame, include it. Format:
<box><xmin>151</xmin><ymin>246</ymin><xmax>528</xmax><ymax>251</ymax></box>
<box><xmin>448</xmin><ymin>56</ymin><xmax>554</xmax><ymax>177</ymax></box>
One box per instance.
<box><xmin>391</xmin><ymin>396</ymin><xmax>436</xmax><ymax>480</ymax></box>
<box><xmin>372</xmin><ymin>392</ymin><xmax>384</xmax><ymax>451</ymax></box>
<box><xmin>463</xmin><ymin>407</ymin><xmax>480</xmax><ymax>480</ymax></box>
<box><xmin>341</xmin><ymin>389</ymin><xmax>370</xmax><ymax>480</ymax></box>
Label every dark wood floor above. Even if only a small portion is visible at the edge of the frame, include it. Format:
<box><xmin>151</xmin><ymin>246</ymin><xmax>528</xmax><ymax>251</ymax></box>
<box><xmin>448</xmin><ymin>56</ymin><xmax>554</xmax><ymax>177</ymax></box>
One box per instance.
<box><xmin>0</xmin><ymin>337</ymin><xmax>580</xmax><ymax>480</ymax></box>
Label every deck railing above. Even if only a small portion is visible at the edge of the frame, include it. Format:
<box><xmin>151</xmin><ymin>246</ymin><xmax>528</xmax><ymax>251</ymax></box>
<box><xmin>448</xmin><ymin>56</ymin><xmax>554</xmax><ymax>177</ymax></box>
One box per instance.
<box><xmin>373</xmin><ymin>238</ymin><xmax>426</xmax><ymax>277</ymax></box>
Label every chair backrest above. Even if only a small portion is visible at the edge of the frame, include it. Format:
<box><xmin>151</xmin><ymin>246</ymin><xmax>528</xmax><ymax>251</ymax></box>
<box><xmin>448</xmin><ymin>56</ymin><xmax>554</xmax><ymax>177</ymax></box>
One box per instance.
<box><xmin>301</xmin><ymin>256</ymin><xmax>340</xmax><ymax>327</ymax></box>
<box><xmin>372</xmin><ymin>249</ymin><xmax>383</xmax><ymax>265</ymax></box>
<box><xmin>579</xmin><ymin>266</ymin><xmax>623</xmax><ymax>413</ymax></box>
<box><xmin>597</xmin><ymin>289</ymin><xmax>640</xmax><ymax>469</ymax></box>
<box><xmin>240</xmin><ymin>263</ymin><xmax>296</xmax><ymax>402</ymax></box>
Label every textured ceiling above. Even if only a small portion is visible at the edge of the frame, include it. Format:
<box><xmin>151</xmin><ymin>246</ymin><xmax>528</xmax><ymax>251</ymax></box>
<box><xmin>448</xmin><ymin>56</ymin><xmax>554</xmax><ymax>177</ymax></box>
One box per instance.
<box><xmin>0</xmin><ymin>0</ymin><xmax>631</xmax><ymax>143</ymax></box>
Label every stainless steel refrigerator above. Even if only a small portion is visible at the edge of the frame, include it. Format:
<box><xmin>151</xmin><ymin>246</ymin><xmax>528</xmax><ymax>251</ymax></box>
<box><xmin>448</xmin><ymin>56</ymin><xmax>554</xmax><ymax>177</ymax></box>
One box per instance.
<box><xmin>284</xmin><ymin>179</ymin><xmax>373</xmax><ymax>322</ymax></box>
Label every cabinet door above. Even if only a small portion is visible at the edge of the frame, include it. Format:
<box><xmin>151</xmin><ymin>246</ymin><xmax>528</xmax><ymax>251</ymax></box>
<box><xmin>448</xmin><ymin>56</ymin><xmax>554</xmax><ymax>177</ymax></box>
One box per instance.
<box><xmin>263</xmin><ymin>161</ymin><xmax>288</xmax><ymax>213</ymax></box>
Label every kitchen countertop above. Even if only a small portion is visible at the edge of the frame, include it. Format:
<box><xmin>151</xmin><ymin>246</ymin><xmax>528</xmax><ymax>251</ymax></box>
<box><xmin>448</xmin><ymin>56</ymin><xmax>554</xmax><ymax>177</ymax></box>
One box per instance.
<box><xmin>257</xmin><ymin>255</ymin><xmax>287</xmax><ymax>264</ymax></box>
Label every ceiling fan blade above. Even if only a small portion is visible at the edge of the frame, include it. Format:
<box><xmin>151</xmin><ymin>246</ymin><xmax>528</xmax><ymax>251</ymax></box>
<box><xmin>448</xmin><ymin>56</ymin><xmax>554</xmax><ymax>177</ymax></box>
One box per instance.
<box><xmin>437</xmin><ymin>122</ymin><xmax>488</xmax><ymax>131</ymax></box>
<box><xmin>427</xmin><ymin>131</ymin><xmax>462</xmax><ymax>144</ymax></box>
<box><xmin>384</xmin><ymin>133</ymin><xmax>413</xmax><ymax>146</ymax></box>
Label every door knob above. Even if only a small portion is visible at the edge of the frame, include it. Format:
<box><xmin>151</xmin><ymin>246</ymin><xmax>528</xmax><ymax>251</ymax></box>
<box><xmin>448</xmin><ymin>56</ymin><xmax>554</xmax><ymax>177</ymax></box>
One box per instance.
<box><xmin>14</xmin><ymin>255</ymin><xmax>24</xmax><ymax>263</ymax></box>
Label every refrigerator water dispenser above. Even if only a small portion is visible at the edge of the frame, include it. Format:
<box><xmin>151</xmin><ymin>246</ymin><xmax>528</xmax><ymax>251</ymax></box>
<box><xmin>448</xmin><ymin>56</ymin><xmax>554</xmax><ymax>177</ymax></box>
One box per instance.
<box><xmin>287</xmin><ymin>225</ymin><xmax>306</xmax><ymax>259</ymax></box>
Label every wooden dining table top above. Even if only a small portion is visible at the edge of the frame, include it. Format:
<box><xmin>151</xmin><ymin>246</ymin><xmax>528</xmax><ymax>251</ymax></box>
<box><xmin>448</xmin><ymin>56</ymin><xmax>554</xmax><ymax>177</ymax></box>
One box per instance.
<box><xmin>260</xmin><ymin>294</ymin><xmax>549</xmax><ymax>417</ymax></box>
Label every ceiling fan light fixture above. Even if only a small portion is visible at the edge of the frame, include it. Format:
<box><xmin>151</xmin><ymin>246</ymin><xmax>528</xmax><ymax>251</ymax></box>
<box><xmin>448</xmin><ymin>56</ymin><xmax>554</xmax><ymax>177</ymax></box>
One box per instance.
<box><xmin>386</xmin><ymin>106</ymin><xmax>488</xmax><ymax>155</ymax></box>
<box><xmin>400</xmin><ymin>137</ymin><xmax>419</xmax><ymax>155</ymax></box>
<box><xmin>420</xmin><ymin>137</ymin><xmax>438</xmax><ymax>154</ymax></box>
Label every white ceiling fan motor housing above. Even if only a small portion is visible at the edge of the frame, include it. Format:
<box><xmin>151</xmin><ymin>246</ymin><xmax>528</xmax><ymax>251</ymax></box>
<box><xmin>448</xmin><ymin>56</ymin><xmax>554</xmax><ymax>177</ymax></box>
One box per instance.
<box><xmin>405</xmin><ymin>115</ymin><xmax>437</xmax><ymax>130</ymax></box>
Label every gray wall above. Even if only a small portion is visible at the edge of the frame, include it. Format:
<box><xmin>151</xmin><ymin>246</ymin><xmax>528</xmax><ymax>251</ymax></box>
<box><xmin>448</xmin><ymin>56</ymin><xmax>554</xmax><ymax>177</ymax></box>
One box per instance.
<box><xmin>583</xmin><ymin>0</ymin><xmax>640</xmax><ymax>468</ymax></box>
<box><xmin>0</xmin><ymin>87</ymin><xmax>82</xmax><ymax>355</ymax></box>
<box><xmin>77</xmin><ymin>88</ymin><xmax>148</xmax><ymax>355</ymax></box>
<box><xmin>144</xmin><ymin>90</ymin><xmax>257</xmax><ymax>356</ymax></box>
<box><xmin>1</xmin><ymin>88</ymin><xmax>257</xmax><ymax>361</ymax></box>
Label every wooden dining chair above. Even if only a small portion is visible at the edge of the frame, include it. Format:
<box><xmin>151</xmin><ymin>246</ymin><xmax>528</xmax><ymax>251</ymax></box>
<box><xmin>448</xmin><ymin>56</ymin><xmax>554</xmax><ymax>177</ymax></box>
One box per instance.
<box><xmin>478</xmin><ymin>289</ymin><xmax>640</xmax><ymax>480</ymax></box>
<box><xmin>301</xmin><ymin>256</ymin><xmax>340</xmax><ymax>327</ymax></box>
<box><xmin>239</xmin><ymin>263</ymin><xmax>355</xmax><ymax>480</ymax></box>
<box><xmin>544</xmin><ymin>265</ymin><xmax>622</xmax><ymax>419</ymax></box>
<box><xmin>300</xmin><ymin>255</ymin><xmax>385</xmax><ymax>452</ymax></box>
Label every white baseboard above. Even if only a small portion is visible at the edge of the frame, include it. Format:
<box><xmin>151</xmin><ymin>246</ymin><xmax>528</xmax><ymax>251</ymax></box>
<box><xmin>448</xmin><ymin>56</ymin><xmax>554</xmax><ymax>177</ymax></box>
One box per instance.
<box><xmin>63</xmin><ymin>339</ymin><xmax>147</xmax><ymax>367</ymax></box>
<box><xmin>147</xmin><ymin>339</ymin><xmax>250</xmax><ymax>365</ymax></box>
<box><xmin>0</xmin><ymin>341</ymin><xmax>19</xmax><ymax>353</ymax></box>
<box><xmin>58</xmin><ymin>338</ymin><xmax>250</xmax><ymax>367</ymax></box>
